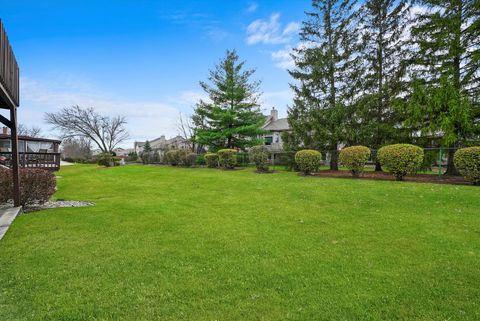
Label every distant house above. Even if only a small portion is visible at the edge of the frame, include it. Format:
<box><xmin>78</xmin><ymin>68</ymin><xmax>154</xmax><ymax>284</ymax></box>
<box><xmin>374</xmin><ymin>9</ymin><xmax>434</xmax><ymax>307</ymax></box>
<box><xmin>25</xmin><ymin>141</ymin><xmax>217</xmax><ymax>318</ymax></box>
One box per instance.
<box><xmin>261</xmin><ymin>107</ymin><xmax>290</xmax><ymax>152</ymax></box>
<box><xmin>134</xmin><ymin>135</ymin><xmax>189</xmax><ymax>155</ymax></box>
<box><xmin>113</xmin><ymin>147</ymin><xmax>134</xmax><ymax>158</ymax></box>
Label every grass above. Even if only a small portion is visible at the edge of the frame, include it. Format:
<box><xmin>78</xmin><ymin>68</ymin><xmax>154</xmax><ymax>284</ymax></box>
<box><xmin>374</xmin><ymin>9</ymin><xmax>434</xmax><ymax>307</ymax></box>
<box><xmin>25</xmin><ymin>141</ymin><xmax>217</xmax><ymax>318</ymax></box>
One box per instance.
<box><xmin>1</xmin><ymin>164</ymin><xmax>479</xmax><ymax>320</ymax></box>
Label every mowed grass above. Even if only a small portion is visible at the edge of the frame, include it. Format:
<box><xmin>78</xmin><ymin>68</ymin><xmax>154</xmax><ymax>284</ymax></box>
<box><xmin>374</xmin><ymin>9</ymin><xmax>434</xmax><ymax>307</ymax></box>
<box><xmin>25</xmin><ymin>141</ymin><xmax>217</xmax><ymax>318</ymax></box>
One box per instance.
<box><xmin>1</xmin><ymin>165</ymin><xmax>479</xmax><ymax>321</ymax></box>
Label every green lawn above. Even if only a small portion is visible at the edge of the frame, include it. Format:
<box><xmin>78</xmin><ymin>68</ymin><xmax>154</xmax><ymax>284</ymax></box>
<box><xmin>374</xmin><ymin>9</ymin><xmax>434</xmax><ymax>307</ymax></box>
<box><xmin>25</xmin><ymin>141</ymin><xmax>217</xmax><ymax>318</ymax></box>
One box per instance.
<box><xmin>1</xmin><ymin>165</ymin><xmax>479</xmax><ymax>320</ymax></box>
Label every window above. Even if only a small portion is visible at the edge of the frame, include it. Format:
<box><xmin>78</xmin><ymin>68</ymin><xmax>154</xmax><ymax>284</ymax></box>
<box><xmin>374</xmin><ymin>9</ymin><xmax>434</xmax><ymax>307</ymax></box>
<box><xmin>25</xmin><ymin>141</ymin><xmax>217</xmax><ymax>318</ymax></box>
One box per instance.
<box><xmin>0</xmin><ymin>140</ymin><xmax>10</xmax><ymax>152</ymax></box>
<box><xmin>264</xmin><ymin>136</ymin><xmax>273</xmax><ymax>145</ymax></box>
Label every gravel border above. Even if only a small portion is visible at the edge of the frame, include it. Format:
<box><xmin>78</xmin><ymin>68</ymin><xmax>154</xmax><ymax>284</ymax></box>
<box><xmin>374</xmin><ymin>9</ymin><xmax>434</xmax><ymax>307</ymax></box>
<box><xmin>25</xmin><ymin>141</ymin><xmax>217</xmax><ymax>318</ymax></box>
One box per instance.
<box><xmin>1</xmin><ymin>200</ymin><xmax>95</xmax><ymax>213</ymax></box>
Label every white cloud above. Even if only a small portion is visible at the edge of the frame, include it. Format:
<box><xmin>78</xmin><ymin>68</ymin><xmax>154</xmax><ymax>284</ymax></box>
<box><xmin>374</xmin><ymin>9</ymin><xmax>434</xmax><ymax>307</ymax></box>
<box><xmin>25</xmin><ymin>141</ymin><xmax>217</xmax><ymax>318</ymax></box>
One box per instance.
<box><xmin>246</xmin><ymin>3</ymin><xmax>258</xmax><ymax>13</ymax></box>
<box><xmin>19</xmin><ymin>77</ymin><xmax>191</xmax><ymax>147</ymax></box>
<box><xmin>282</xmin><ymin>22</ymin><xmax>300</xmax><ymax>36</ymax></box>
<box><xmin>246</xmin><ymin>13</ymin><xmax>299</xmax><ymax>45</ymax></box>
<box><xmin>271</xmin><ymin>45</ymin><xmax>295</xmax><ymax>69</ymax></box>
<box><xmin>178</xmin><ymin>90</ymin><xmax>209</xmax><ymax>106</ymax></box>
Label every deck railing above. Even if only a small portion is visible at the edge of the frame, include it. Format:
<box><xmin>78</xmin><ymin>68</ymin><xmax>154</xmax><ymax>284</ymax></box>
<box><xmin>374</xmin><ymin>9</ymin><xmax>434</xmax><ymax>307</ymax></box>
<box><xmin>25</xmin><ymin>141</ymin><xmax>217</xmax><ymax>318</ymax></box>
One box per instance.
<box><xmin>0</xmin><ymin>19</ymin><xmax>20</xmax><ymax>107</ymax></box>
<box><xmin>0</xmin><ymin>152</ymin><xmax>61</xmax><ymax>170</ymax></box>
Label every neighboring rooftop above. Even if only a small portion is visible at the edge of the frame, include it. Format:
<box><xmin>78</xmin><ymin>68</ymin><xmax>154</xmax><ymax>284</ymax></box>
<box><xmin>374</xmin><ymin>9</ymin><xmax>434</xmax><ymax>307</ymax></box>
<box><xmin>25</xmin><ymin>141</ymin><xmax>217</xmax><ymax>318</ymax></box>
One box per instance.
<box><xmin>263</xmin><ymin>107</ymin><xmax>290</xmax><ymax>132</ymax></box>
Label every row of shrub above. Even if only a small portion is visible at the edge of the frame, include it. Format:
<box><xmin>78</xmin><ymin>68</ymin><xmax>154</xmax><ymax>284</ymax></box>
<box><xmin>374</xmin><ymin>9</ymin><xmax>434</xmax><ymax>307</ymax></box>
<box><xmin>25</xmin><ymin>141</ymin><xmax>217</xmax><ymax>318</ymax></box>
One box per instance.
<box><xmin>0</xmin><ymin>168</ymin><xmax>56</xmax><ymax>206</ymax></box>
<box><xmin>204</xmin><ymin>149</ymin><xmax>239</xmax><ymax>169</ymax></box>
<box><xmin>293</xmin><ymin>144</ymin><xmax>480</xmax><ymax>184</ymax></box>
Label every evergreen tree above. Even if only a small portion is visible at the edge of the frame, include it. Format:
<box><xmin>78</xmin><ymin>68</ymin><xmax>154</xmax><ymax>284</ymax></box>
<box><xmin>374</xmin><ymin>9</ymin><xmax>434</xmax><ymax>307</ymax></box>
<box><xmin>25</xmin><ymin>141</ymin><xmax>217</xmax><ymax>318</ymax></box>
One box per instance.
<box><xmin>143</xmin><ymin>140</ymin><xmax>152</xmax><ymax>153</ymax></box>
<box><xmin>356</xmin><ymin>0</ymin><xmax>410</xmax><ymax>170</ymax></box>
<box><xmin>288</xmin><ymin>0</ymin><xmax>361</xmax><ymax>170</ymax></box>
<box><xmin>192</xmin><ymin>50</ymin><xmax>265</xmax><ymax>150</ymax></box>
<box><xmin>406</xmin><ymin>0</ymin><xmax>480</xmax><ymax>174</ymax></box>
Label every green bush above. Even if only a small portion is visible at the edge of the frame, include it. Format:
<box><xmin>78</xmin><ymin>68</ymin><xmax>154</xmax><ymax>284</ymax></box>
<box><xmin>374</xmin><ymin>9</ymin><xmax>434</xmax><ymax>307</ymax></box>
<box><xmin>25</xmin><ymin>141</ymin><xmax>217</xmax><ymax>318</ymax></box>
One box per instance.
<box><xmin>218</xmin><ymin>149</ymin><xmax>238</xmax><ymax>169</ymax></box>
<box><xmin>165</xmin><ymin>150</ymin><xmax>181</xmax><ymax>166</ymax></box>
<box><xmin>339</xmin><ymin>146</ymin><xmax>371</xmax><ymax>177</ymax></box>
<box><xmin>377</xmin><ymin>144</ymin><xmax>424</xmax><ymax>180</ymax></box>
<box><xmin>419</xmin><ymin>150</ymin><xmax>437</xmax><ymax>172</ymax></box>
<box><xmin>204</xmin><ymin>153</ymin><xmax>218</xmax><ymax>168</ymax></box>
<box><xmin>295</xmin><ymin>149</ymin><xmax>322</xmax><ymax>175</ymax></box>
<box><xmin>195</xmin><ymin>154</ymin><xmax>206</xmax><ymax>166</ymax></box>
<box><xmin>97</xmin><ymin>153</ymin><xmax>115</xmax><ymax>167</ymax></box>
<box><xmin>454</xmin><ymin>147</ymin><xmax>480</xmax><ymax>185</ymax></box>
<box><xmin>249</xmin><ymin>145</ymin><xmax>270</xmax><ymax>172</ymax></box>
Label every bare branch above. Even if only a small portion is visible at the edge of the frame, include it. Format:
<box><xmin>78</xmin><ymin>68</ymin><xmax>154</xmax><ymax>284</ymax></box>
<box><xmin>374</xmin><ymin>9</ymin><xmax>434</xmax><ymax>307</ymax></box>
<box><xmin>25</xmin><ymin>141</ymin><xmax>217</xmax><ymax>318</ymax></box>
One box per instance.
<box><xmin>45</xmin><ymin>105</ymin><xmax>129</xmax><ymax>153</ymax></box>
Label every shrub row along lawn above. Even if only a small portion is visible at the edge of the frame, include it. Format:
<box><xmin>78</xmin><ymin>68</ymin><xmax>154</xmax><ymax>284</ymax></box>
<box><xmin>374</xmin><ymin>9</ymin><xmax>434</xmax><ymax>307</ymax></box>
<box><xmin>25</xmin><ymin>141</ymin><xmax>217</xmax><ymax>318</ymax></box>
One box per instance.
<box><xmin>1</xmin><ymin>165</ymin><xmax>479</xmax><ymax>320</ymax></box>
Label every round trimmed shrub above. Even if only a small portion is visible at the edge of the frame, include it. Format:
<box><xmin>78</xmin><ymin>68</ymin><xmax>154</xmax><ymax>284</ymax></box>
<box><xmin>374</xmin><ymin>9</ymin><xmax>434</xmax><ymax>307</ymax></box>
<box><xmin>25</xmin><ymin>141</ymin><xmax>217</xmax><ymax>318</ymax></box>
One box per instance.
<box><xmin>204</xmin><ymin>153</ymin><xmax>218</xmax><ymax>168</ymax></box>
<box><xmin>339</xmin><ymin>145</ymin><xmax>371</xmax><ymax>177</ymax></box>
<box><xmin>218</xmin><ymin>149</ymin><xmax>238</xmax><ymax>169</ymax></box>
<box><xmin>165</xmin><ymin>150</ymin><xmax>181</xmax><ymax>166</ymax></box>
<box><xmin>249</xmin><ymin>145</ymin><xmax>270</xmax><ymax>172</ymax></box>
<box><xmin>97</xmin><ymin>152</ymin><xmax>115</xmax><ymax>167</ymax></box>
<box><xmin>377</xmin><ymin>144</ymin><xmax>424</xmax><ymax>181</ymax></box>
<box><xmin>454</xmin><ymin>147</ymin><xmax>480</xmax><ymax>185</ymax></box>
<box><xmin>295</xmin><ymin>149</ymin><xmax>322</xmax><ymax>175</ymax></box>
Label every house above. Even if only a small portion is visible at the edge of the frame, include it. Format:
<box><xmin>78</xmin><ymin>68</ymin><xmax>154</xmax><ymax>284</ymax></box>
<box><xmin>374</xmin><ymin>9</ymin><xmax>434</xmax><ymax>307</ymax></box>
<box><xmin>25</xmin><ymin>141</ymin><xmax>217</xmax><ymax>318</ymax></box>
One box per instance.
<box><xmin>262</xmin><ymin>107</ymin><xmax>290</xmax><ymax>152</ymax></box>
<box><xmin>0</xmin><ymin>127</ymin><xmax>61</xmax><ymax>170</ymax></box>
<box><xmin>112</xmin><ymin>147</ymin><xmax>134</xmax><ymax>158</ymax></box>
<box><xmin>134</xmin><ymin>135</ymin><xmax>189</xmax><ymax>155</ymax></box>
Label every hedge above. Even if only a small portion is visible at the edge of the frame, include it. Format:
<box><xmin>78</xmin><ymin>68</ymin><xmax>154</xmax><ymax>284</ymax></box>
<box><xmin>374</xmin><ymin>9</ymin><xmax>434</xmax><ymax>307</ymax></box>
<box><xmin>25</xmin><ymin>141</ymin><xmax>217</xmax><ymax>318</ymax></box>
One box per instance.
<box><xmin>339</xmin><ymin>146</ymin><xmax>371</xmax><ymax>177</ymax></box>
<box><xmin>295</xmin><ymin>149</ymin><xmax>321</xmax><ymax>175</ymax></box>
<box><xmin>377</xmin><ymin>144</ymin><xmax>424</xmax><ymax>180</ymax></box>
<box><xmin>454</xmin><ymin>146</ymin><xmax>480</xmax><ymax>185</ymax></box>
<box><xmin>0</xmin><ymin>168</ymin><xmax>56</xmax><ymax>206</ymax></box>
<box><xmin>204</xmin><ymin>153</ymin><xmax>219</xmax><ymax>168</ymax></box>
<box><xmin>218</xmin><ymin>149</ymin><xmax>238</xmax><ymax>169</ymax></box>
<box><xmin>165</xmin><ymin>150</ymin><xmax>181</xmax><ymax>166</ymax></box>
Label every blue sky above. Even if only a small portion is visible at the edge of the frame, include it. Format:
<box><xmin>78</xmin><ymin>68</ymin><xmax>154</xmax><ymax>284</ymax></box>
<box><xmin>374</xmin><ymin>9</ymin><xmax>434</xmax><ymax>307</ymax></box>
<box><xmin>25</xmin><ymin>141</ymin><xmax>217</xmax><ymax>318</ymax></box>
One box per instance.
<box><xmin>0</xmin><ymin>0</ymin><xmax>310</xmax><ymax>147</ymax></box>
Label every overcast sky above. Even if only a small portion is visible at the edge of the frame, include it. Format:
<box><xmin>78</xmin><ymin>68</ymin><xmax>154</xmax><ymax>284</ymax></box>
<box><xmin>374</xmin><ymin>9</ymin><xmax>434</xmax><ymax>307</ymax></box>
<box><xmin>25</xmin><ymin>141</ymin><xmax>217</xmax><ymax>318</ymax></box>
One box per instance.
<box><xmin>0</xmin><ymin>0</ymin><xmax>311</xmax><ymax>147</ymax></box>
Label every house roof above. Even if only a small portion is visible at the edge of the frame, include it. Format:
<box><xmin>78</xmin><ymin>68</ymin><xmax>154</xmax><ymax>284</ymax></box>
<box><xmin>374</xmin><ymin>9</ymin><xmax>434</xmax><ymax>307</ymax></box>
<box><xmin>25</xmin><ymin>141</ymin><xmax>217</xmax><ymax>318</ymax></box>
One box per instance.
<box><xmin>135</xmin><ymin>135</ymin><xmax>187</xmax><ymax>149</ymax></box>
<box><xmin>263</xmin><ymin>118</ymin><xmax>290</xmax><ymax>131</ymax></box>
<box><xmin>0</xmin><ymin>134</ymin><xmax>61</xmax><ymax>143</ymax></box>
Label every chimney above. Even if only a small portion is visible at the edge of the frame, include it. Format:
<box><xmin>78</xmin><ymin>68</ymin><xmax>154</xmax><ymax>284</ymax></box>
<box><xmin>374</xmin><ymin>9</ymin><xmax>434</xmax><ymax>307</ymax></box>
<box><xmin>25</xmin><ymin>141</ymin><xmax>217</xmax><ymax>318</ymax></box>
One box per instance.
<box><xmin>2</xmin><ymin>127</ymin><xmax>8</xmax><ymax>135</ymax></box>
<box><xmin>270</xmin><ymin>107</ymin><xmax>278</xmax><ymax>122</ymax></box>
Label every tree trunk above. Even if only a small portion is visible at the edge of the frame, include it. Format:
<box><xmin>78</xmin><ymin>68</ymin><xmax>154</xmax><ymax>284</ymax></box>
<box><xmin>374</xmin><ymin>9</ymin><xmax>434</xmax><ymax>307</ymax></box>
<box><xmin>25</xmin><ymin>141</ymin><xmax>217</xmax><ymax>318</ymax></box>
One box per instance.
<box><xmin>375</xmin><ymin>161</ymin><xmax>382</xmax><ymax>172</ymax></box>
<box><xmin>330</xmin><ymin>147</ymin><xmax>339</xmax><ymax>171</ymax></box>
<box><xmin>445</xmin><ymin>147</ymin><xmax>459</xmax><ymax>176</ymax></box>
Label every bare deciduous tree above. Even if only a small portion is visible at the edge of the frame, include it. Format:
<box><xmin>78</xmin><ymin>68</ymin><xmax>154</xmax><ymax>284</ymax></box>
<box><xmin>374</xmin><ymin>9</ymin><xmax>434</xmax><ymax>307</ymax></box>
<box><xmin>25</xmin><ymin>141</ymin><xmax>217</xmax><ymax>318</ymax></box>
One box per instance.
<box><xmin>61</xmin><ymin>137</ymin><xmax>92</xmax><ymax>160</ymax></box>
<box><xmin>6</xmin><ymin>124</ymin><xmax>43</xmax><ymax>137</ymax></box>
<box><xmin>45</xmin><ymin>105</ymin><xmax>129</xmax><ymax>153</ymax></box>
<box><xmin>177</xmin><ymin>112</ymin><xmax>195</xmax><ymax>151</ymax></box>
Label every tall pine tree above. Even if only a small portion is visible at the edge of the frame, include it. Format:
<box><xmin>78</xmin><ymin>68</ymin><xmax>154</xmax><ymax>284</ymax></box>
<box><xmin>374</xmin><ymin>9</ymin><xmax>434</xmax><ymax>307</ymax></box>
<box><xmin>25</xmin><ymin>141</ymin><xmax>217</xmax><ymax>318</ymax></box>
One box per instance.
<box><xmin>406</xmin><ymin>0</ymin><xmax>480</xmax><ymax>174</ymax></box>
<box><xmin>192</xmin><ymin>50</ymin><xmax>265</xmax><ymax>150</ymax></box>
<box><xmin>355</xmin><ymin>0</ymin><xmax>410</xmax><ymax>170</ymax></box>
<box><xmin>288</xmin><ymin>0</ymin><xmax>361</xmax><ymax>170</ymax></box>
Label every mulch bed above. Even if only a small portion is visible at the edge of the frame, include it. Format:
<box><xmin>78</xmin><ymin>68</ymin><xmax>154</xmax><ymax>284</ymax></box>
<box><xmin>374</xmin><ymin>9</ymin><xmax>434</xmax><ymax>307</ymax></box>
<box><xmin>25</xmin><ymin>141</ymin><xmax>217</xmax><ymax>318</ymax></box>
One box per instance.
<box><xmin>308</xmin><ymin>170</ymin><xmax>473</xmax><ymax>186</ymax></box>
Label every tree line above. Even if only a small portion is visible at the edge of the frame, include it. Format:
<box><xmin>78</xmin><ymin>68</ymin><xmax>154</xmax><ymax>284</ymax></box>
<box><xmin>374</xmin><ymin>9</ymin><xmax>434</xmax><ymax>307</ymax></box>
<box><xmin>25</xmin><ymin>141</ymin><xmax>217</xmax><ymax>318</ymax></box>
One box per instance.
<box><xmin>189</xmin><ymin>0</ymin><xmax>479</xmax><ymax>175</ymax></box>
<box><xmin>285</xmin><ymin>0</ymin><xmax>479</xmax><ymax>174</ymax></box>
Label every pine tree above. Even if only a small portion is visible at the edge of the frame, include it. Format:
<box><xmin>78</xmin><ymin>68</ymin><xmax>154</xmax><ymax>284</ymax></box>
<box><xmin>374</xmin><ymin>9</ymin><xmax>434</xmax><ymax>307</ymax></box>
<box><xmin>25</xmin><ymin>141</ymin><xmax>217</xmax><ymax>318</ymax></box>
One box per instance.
<box><xmin>406</xmin><ymin>0</ymin><xmax>480</xmax><ymax>174</ymax></box>
<box><xmin>355</xmin><ymin>0</ymin><xmax>410</xmax><ymax>170</ymax></box>
<box><xmin>143</xmin><ymin>140</ymin><xmax>152</xmax><ymax>153</ymax></box>
<box><xmin>192</xmin><ymin>50</ymin><xmax>265</xmax><ymax>150</ymax></box>
<box><xmin>288</xmin><ymin>0</ymin><xmax>361</xmax><ymax>170</ymax></box>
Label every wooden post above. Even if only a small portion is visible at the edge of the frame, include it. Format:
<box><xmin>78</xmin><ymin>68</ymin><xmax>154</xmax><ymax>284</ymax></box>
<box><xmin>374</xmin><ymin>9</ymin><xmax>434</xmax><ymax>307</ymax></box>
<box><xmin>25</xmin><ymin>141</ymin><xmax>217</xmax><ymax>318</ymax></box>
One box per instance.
<box><xmin>10</xmin><ymin>107</ymin><xmax>20</xmax><ymax>207</ymax></box>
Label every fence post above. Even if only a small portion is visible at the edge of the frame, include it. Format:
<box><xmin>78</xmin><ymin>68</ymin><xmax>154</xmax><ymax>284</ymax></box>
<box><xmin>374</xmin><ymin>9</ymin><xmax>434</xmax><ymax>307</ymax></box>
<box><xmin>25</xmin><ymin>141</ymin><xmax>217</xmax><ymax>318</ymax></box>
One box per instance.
<box><xmin>438</xmin><ymin>147</ymin><xmax>443</xmax><ymax>177</ymax></box>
